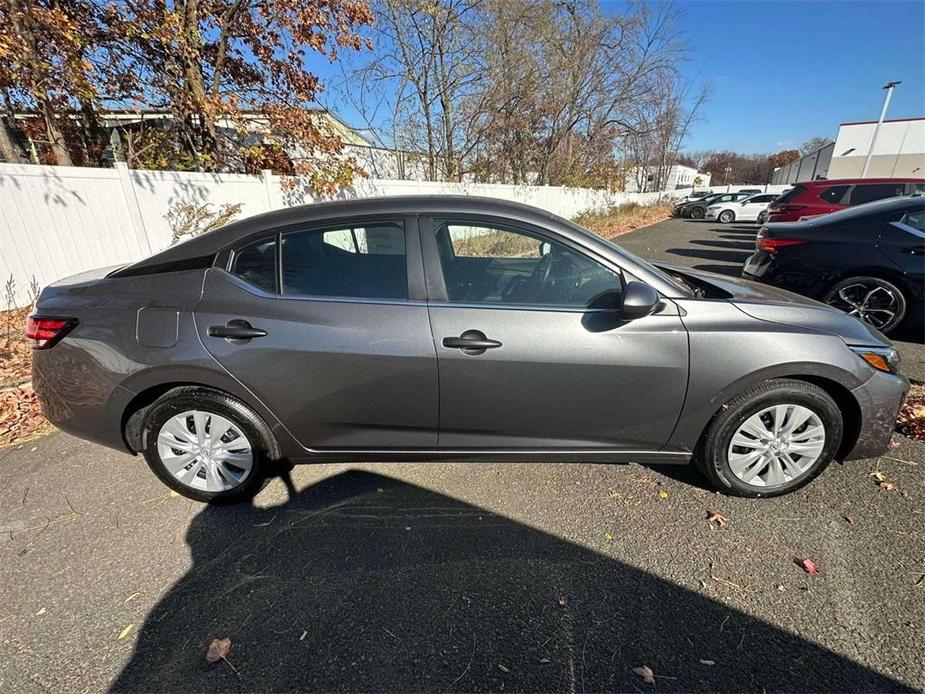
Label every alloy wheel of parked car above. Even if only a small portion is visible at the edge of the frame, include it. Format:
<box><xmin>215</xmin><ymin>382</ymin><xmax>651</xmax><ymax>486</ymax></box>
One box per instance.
<box><xmin>718</xmin><ymin>210</ymin><xmax>735</xmax><ymax>224</ymax></box>
<box><xmin>696</xmin><ymin>379</ymin><xmax>842</xmax><ymax>497</ymax></box>
<box><xmin>690</xmin><ymin>207</ymin><xmax>705</xmax><ymax>219</ymax></box>
<box><xmin>142</xmin><ymin>388</ymin><xmax>275</xmax><ymax>502</ymax></box>
<box><xmin>823</xmin><ymin>276</ymin><xmax>907</xmax><ymax>334</ymax></box>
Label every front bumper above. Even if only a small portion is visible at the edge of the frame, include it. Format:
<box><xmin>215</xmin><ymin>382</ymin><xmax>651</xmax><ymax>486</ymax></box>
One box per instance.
<box><xmin>844</xmin><ymin>369</ymin><xmax>910</xmax><ymax>460</ymax></box>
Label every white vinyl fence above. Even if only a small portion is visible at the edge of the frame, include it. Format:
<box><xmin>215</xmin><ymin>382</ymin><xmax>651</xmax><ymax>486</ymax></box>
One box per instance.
<box><xmin>0</xmin><ymin>162</ymin><xmax>687</xmax><ymax>308</ymax></box>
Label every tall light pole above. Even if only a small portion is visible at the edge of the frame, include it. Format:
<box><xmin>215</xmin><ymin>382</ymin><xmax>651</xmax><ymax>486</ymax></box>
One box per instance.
<box><xmin>861</xmin><ymin>80</ymin><xmax>901</xmax><ymax>178</ymax></box>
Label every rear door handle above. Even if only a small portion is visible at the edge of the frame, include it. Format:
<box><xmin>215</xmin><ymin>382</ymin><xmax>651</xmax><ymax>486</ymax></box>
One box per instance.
<box><xmin>208</xmin><ymin>319</ymin><xmax>267</xmax><ymax>342</ymax></box>
<box><xmin>442</xmin><ymin>330</ymin><xmax>502</xmax><ymax>355</ymax></box>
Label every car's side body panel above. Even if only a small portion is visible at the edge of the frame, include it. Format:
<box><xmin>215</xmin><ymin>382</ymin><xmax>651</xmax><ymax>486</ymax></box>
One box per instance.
<box><xmin>195</xmin><ymin>269</ymin><xmax>439</xmax><ymax>450</ymax></box>
<box><xmin>427</xmin><ymin>303</ymin><xmax>689</xmax><ymax>449</ymax></box>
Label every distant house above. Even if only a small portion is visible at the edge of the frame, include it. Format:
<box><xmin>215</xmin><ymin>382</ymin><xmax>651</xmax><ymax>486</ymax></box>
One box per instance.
<box><xmin>1</xmin><ymin>107</ymin><xmax>374</xmax><ymax>166</ymax></box>
<box><xmin>624</xmin><ymin>164</ymin><xmax>712</xmax><ymax>193</ymax></box>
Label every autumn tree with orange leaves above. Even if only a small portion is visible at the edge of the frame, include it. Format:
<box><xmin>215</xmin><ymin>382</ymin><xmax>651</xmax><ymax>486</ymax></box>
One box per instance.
<box><xmin>0</xmin><ymin>0</ymin><xmax>374</xmax><ymax>193</ymax></box>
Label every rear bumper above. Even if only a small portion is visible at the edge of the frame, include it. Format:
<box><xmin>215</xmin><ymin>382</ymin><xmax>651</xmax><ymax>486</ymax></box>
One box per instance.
<box><xmin>741</xmin><ymin>252</ymin><xmax>827</xmax><ymax>297</ymax></box>
<box><xmin>844</xmin><ymin>370</ymin><xmax>909</xmax><ymax>460</ymax></box>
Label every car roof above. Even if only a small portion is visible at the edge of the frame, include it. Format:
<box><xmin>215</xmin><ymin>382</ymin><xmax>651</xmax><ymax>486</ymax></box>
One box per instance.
<box><xmin>797</xmin><ymin>177</ymin><xmax>924</xmax><ymax>187</ymax></box>
<box><xmin>772</xmin><ymin>194</ymin><xmax>924</xmax><ymax>229</ymax></box>
<box><xmin>119</xmin><ymin>195</ymin><xmax>588</xmax><ymax>272</ymax></box>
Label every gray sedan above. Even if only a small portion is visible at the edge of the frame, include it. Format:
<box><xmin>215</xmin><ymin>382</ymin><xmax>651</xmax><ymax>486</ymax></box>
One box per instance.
<box><xmin>28</xmin><ymin>196</ymin><xmax>908</xmax><ymax>501</ymax></box>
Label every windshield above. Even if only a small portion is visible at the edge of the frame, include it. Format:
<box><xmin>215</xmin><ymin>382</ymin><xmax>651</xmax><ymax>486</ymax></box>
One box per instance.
<box><xmin>592</xmin><ymin>236</ymin><xmax>691</xmax><ymax>295</ymax></box>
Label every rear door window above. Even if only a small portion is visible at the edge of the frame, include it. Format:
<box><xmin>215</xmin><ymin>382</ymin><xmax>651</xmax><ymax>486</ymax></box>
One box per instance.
<box><xmin>281</xmin><ymin>222</ymin><xmax>408</xmax><ymax>300</ymax></box>
<box><xmin>849</xmin><ymin>183</ymin><xmax>906</xmax><ymax>205</ymax></box>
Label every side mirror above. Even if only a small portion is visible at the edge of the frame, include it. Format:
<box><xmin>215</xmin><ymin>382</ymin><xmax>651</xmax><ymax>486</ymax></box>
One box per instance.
<box><xmin>621</xmin><ymin>281</ymin><xmax>660</xmax><ymax>319</ymax></box>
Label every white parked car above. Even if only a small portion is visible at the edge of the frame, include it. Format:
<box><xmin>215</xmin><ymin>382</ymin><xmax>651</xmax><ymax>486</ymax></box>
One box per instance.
<box><xmin>706</xmin><ymin>193</ymin><xmax>778</xmax><ymax>224</ymax></box>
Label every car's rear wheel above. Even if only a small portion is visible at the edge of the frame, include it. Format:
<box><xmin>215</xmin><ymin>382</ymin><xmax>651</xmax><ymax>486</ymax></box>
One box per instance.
<box><xmin>823</xmin><ymin>276</ymin><xmax>907</xmax><ymax>335</ymax></box>
<box><xmin>141</xmin><ymin>388</ymin><xmax>276</xmax><ymax>502</ymax></box>
<box><xmin>718</xmin><ymin>210</ymin><xmax>735</xmax><ymax>224</ymax></box>
<box><xmin>690</xmin><ymin>207</ymin><xmax>705</xmax><ymax>219</ymax></box>
<box><xmin>695</xmin><ymin>379</ymin><xmax>842</xmax><ymax>497</ymax></box>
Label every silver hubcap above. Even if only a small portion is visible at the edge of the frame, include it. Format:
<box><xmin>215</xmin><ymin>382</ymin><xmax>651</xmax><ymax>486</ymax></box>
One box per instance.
<box><xmin>827</xmin><ymin>282</ymin><xmax>899</xmax><ymax>330</ymax></box>
<box><xmin>156</xmin><ymin>410</ymin><xmax>253</xmax><ymax>492</ymax></box>
<box><xmin>727</xmin><ymin>404</ymin><xmax>826</xmax><ymax>487</ymax></box>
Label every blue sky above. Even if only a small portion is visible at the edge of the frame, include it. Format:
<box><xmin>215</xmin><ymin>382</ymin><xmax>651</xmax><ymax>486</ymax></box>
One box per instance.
<box><xmin>317</xmin><ymin>0</ymin><xmax>925</xmax><ymax>155</ymax></box>
<box><xmin>666</xmin><ymin>0</ymin><xmax>925</xmax><ymax>153</ymax></box>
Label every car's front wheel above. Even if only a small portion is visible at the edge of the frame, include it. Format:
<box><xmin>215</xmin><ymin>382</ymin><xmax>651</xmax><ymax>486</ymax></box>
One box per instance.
<box><xmin>823</xmin><ymin>276</ymin><xmax>907</xmax><ymax>335</ymax></box>
<box><xmin>141</xmin><ymin>388</ymin><xmax>277</xmax><ymax>502</ymax></box>
<box><xmin>695</xmin><ymin>379</ymin><xmax>842</xmax><ymax>497</ymax></box>
<box><xmin>718</xmin><ymin>209</ymin><xmax>735</xmax><ymax>224</ymax></box>
<box><xmin>690</xmin><ymin>207</ymin><xmax>705</xmax><ymax>219</ymax></box>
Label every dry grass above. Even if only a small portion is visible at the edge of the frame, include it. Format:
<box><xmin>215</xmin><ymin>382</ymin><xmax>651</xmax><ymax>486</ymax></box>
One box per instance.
<box><xmin>0</xmin><ymin>306</ymin><xmax>55</xmax><ymax>447</ymax></box>
<box><xmin>897</xmin><ymin>382</ymin><xmax>925</xmax><ymax>441</ymax></box>
<box><xmin>573</xmin><ymin>201</ymin><xmax>675</xmax><ymax>241</ymax></box>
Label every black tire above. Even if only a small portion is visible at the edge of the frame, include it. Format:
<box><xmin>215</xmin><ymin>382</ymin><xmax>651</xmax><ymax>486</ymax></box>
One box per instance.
<box><xmin>694</xmin><ymin>379</ymin><xmax>843</xmax><ymax>498</ymax></box>
<box><xmin>718</xmin><ymin>209</ymin><xmax>735</xmax><ymax>224</ymax></box>
<box><xmin>690</xmin><ymin>207</ymin><xmax>705</xmax><ymax>219</ymax></box>
<box><xmin>823</xmin><ymin>275</ymin><xmax>908</xmax><ymax>335</ymax></box>
<box><xmin>141</xmin><ymin>387</ymin><xmax>278</xmax><ymax>503</ymax></box>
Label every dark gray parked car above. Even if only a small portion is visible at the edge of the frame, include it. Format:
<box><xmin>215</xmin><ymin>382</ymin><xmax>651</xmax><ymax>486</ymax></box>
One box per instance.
<box><xmin>29</xmin><ymin>196</ymin><xmax>908</xmax><ymax>501</ymax></box>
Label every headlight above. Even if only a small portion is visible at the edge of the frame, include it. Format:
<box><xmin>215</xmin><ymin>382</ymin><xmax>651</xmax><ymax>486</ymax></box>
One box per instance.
<box><xmin>850</xmin><ymin>346</ymin><xmax>900</xmax><ymax>374</ymax></box>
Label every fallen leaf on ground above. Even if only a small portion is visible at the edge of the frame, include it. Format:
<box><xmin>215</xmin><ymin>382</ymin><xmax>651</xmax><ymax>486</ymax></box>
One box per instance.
<box><xmin>658</xmin><ymin>490</ymin><xmax>669</xmax><ymax>500</ymax></box>
<box><xmin>118</xmin><ymin>624</ymin><xmax>134</xmax><ymax>640</ymax></box>
<box><xmin>706</xmin><ymin>510</ymin><xmax>729</xmax><ymax>528</ymax></box>
<box><xmin>632</xmin><ymin>665</ymin><xmax>656</xmax><ymax>685</ymax></box>
<box><xmin>603</xmin><ymin>530</ymin><xmax>614</xmax><ymax>542</ymax></box>
<box><xmin>206</xmin><ymin>638</ymin><xmax>232</xmax><ymax>663</ymax></box>
<box><xmin>557</xmin><ymin>595</ymin><xmax>568</xmax><ymax>607</ymax></box>
<box><xmin>498</xmin><ymin>664</ymin><xmax>510</xmax><ymax>673</ymax></box>
<box><xmin>796</xmin><ymin>558</ymin><xmax>821</xmax><ymax>576</ymax></box>
<box><xmin>700</xmin><ymin>659</ymin><xmax>715</xmax><ymax>666</ymax></box>
<box><xmin>869</xmin><ymin>471</ymin><xmax>886</xmax><ymax>482</ymax></box>
<box><xmin>35</xmin><ymin>607</ymin><xmax>46</xmax><ymax>616</ymax></box>
<box><xmin>878</xmin><ymin>481</ymin><xmax>896</xmax><ymax>491</ymax></box>
<box><xmin>842</xmin><ymin>515</ymin><xmax>854</xmax><ymax>525</ymax></box>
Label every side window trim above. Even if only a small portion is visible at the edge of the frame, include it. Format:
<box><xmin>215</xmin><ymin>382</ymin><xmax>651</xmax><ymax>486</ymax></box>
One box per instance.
<box><xmin>420</xmin><ymin>214</ymin><xmax>626</xmax><ymax>310</ymax></box>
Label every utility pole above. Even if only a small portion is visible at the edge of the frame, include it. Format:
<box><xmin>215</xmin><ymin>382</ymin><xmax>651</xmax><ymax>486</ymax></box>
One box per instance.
<box><xmin>861</xmin><ymin>80</ymin><xmax>901</xmax><ymax>178</ymax></box>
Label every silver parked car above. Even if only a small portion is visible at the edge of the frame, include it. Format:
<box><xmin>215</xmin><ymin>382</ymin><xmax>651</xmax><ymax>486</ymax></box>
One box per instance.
<box><xmin>29</xmin><ymin>196</ymin><xmax>907</xmax><ymax>501</ymax></box>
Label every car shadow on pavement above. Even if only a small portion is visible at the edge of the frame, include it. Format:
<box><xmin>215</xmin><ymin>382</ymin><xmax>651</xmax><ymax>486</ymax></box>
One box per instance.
<box><xmin>110</xmin><ymin>470</ymin><xmax>910</xmax><ymax>693</ymax></box>
<box><xmin>666</xmin><ymin>247</ymin><xmax>753</xmax><ymax>264</ymax></box>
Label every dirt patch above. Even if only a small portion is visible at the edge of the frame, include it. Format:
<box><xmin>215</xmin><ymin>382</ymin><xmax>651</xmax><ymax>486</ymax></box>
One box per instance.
<box><xmin>1</xmin><ymin>307</ymin><xmax>54</xmax><ymax>448</ymax></box>
<box><xmin>573</xmin><ymin>201</ymin><xmax>675</xmax><ymax>240</ymax></box>
<box><xmin>897</xmin><ymin>382</ymin><xmax>925</xmax><ymax>441</ymax></box>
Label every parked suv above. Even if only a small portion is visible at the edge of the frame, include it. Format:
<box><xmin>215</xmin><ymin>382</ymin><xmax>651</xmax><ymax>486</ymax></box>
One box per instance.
<box><xmin>767</xmin><ymin>178</ymin><xmax>924</xmax><ymax>223</ymax></box>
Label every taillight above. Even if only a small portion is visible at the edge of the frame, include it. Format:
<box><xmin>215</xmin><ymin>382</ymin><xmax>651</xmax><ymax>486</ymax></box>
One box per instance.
<box><xmin>25</xmin><ymin>316</ymin><xmax>78</xmax><ymax>349</ymax></box>
<box><xmin>757</xmin><ymin>238</ymin><xmax>807</xmax><ymax>253</ymax></box>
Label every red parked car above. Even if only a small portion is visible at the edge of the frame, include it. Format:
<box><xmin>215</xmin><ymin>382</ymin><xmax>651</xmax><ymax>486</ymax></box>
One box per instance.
<box><xmin>767</xmin><ymin>178</ymin><xmax>925</xmax><ymax>222</ymax></box>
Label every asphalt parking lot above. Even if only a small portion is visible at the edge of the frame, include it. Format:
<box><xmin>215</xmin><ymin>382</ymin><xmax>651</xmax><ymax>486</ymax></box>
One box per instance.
<box><xmin>1</xmin><ymin>217</ymin><xmax>923</xmax><ymax>693</ymax></box>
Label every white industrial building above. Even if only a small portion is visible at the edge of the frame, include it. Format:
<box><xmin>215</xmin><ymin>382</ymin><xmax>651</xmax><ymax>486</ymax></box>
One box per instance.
<box><xmin>624</xmin><ymin>164</ymin><xmax>711</xmax><ymax>192</ymax></box>
<box><xmin>772</xmin><ymin>117</ymin><xmax>925</xmax><ymax>184</ymax></box>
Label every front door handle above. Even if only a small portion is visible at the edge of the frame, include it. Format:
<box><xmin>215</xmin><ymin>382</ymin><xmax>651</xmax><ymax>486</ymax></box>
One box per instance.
<box><xmin>208</xmin><ymin>319</ymin><xmax>267</xmax><ymax>342</ymax></box>
<box><xmin>442</xmin><ymin>330</ymin><xmax>502</xmax><ymax>355</ymax></box>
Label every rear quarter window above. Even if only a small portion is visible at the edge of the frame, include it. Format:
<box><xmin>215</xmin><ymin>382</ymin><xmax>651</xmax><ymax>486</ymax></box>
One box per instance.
<box><xmin>229</xmin><ymin>237</ymin><xmax>278</xmax><ymax>292</ymax></box>
<box><xmin>774</xmin><ymin>185</ymin><xmax>805</xmax><ymax>204</ymax></box>
<box><xmin>819</xmin><ymin>185</ymin><xmax>849</xmax><ymax>204</ymax></box>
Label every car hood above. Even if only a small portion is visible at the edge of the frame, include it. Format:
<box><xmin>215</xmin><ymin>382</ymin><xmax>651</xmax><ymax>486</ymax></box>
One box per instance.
<box><xmin>655</xmin><ymin>262</ymin><xmax>891</xmax><ymax>347</ymax></box>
